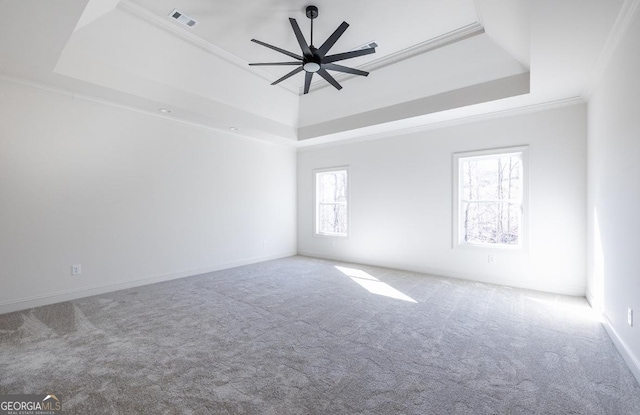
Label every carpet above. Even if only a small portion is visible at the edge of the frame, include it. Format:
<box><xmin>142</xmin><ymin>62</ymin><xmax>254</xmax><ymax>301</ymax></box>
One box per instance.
<box><xmin>1</xmin><ymin>256</ymin><xmax>639</xmax><ymax>414</ymax></box>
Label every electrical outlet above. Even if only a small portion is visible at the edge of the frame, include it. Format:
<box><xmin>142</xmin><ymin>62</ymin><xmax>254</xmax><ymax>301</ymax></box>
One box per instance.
<box><xmin>628</xmin><ymin>307</ymin><xmax>633</xmax><ymax>327</ymax></box>
<box><xmin>71</xmin><ymin>264</ymin><xmax>81</xmax><ymax>276</ymax></box>
<box><xmin>488</xmin><ymin>255</ymin><xmax>496</xmax><ymax>264</ymax></box>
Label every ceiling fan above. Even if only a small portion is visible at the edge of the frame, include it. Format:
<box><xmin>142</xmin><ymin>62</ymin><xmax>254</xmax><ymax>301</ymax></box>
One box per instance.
<box><xmin>249</xmin><ymin>5</ymin><xmax>376</xmax><ymax>94</ymax></box>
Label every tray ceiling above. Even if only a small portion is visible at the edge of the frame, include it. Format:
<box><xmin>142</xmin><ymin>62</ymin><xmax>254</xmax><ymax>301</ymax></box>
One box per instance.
<box><xmin>0</xmin><ymin>0</ymin><xmax>626</xmax><ymax>147</ymax></box>
<box><xmin>127</xmin><ymin>0</ymin><xmax>481</xmax><ymax>86</ymax></box>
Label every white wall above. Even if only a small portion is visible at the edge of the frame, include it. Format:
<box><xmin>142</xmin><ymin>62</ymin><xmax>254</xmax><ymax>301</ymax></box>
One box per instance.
<box><xmin>586</xmin><ymin>9</ymin><xmax>640</xmax><ymax>380</ymax></box>
<box><xmin>0</xmin><ymin>79</ymin><xmax>297</xmax><ymax>313</ymax></box>
<box><xmin>298</xmin><ymin>104</ymin><xmax>587</xmax><ymax>295</ymax></box>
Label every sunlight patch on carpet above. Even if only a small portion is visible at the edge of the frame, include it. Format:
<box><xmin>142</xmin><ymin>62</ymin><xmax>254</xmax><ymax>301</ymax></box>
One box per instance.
<box><xmin>335</xmin><ymin>266</ymin><xmax>417</xmax><ymax>303</ymax></box>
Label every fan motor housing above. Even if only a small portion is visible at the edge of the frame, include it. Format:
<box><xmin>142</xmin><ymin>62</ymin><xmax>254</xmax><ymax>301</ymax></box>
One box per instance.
<box><xmin>249</xmin><ymin>5</ymin><xmax>375</xmax><ymax>93</ymax></box>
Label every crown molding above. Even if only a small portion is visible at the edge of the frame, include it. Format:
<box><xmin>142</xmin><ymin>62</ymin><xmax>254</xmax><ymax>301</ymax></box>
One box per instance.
<box><xmin>302</xmin><ymin>22</ymin><xmax>485</xmax><ymax>94</ymax></box>
<box><xmin>473</xmin><ymin>0</ymin><xmax>485</xmax><ymax>27</ymax></box>
<box><xmin>116</xmin><ymin>0</ymin><xmax>300</xmax><ymax>95</ymax></box>
<box><xmin>0</xmin><ymin>73</ymin><xmax>75</xmax><ymax>100</ymax></box>
<box><xmin>296</xmin><ymin>96</ymin><xmax>585</xmax><ymax>151</ymax></box>
<box><xmin>582</xmin><ymin>0</ymin><xmax>640</xmax><ymax>99</ymax></box>
<box><xmin>0</xmin><ymin>72</ymin><xmax>585</xmax><ymax>152</ymax></box>
<box><xmin>0</xmin><ymin>72</ymin><xmax>194</xmax><ymax>125</ymax></box>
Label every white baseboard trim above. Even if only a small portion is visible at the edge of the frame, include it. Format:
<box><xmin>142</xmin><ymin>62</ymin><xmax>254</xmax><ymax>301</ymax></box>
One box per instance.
<box><xmin>585</xmin><ymin>289</ymin><xmax>594</xmax><ymax>307</ymax></box>
<box><xmin>601</xmin><ymin>313</ymin><xmax>640</xmax><ymax>385</ymax></box>
<box><xmin>0</xmin><ymin>252</ymin><xmax>296</xmax><ymax>315</ymax></box>
<box><xmin>297</xmin><ymin>251</ymin><xmax>586</xmax><ymax>296</ymax></box>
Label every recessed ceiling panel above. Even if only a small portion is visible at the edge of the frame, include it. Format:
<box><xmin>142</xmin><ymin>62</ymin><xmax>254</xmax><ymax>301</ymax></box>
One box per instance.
<box><xmin>298</xmin><ymin>33</ymin><xmax>529</xmax><ymax>128</ymax></box>
<box><xmin>127</xmin><ymin>0</ymin><xmax>480</xmax><ymax>85</ymax></box>
<box><xmin>55</xmin><ymin>7</ymin><xmax>300</xmax><ymax>140</ymax></box>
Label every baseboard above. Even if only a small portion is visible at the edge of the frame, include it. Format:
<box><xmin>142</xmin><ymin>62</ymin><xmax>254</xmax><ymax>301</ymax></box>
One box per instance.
<box><xmin>0</xmin><ymin>251</ymin><xmax>296</xmax><ymax>315</ymax></box>
<box><xmin>297</xmin><ymin>251</ymin><xmax>586</xmax><ymax>296</ymax></box>
<box><xmin>585</xmin><ymin>288</ymin><xmax>600</xmax><ymax>311</ymax></box>
<box><xmin>601</xmin><ymin>313</ymin><xmax>640</xmax><ymax>385</ymax></box>
<box><xmin>585</xmin><ymin>288</ymin><xmax>594</xmax><ymax>306</ymax></box>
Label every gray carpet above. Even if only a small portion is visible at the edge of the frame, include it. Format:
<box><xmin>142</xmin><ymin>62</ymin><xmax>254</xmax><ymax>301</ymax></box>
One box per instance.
<box><xmin>1</xmin><ymin>256</ymin><xmax>639</xmax><ymax>414</ymax></box>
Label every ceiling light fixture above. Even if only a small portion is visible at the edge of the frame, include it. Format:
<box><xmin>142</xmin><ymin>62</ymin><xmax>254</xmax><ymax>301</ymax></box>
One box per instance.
<box><xmin>159</xmin><ymin>108</ymin><xmax>172</xmax><ymax>114</ymax></box>
<box><xmin>249</xmin><ymin>5</ymin><xmax>376</xmax><ymax>94</ymax></box>
<box><xmin>229</xmin><ymin>127</ymin><xmax>239</xmax><ymax>131</ymax></box>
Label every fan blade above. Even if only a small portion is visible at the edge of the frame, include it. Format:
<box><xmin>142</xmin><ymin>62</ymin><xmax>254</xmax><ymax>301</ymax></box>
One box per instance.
<box><xmin>317</xmin><ymin>69</ymin><xmax>342</xmax><ymax>91</ymax></box>
<box><xmin>289</xmin><ymin>18</ymin><xmax>312</xmax><ymax>56</ymax></box>
<box><xmin>323</xmin><ymin>48</ymin><xmax>376</xmax><ymax>63</ymax></box>
<box><xmin>251</xmin><ymin>39</ymin><xmax>303</xmax><ymax>60</ymax></box>
<box><xmin>317</xmin><ymin>21</ymin><xmax>349</xmax><ymax>57</ymax></box>
<box><xmin>304</xmin><ymin>72</ymin><xmax>313</xmax><ymax>94</ymax></box>
<box><xmin>271</xmin><ymin>66</ymin><xmax>304</xmax><ymax>85</ymax></box>
<box><xmin>322</xmin><ymin>63</ymin><xmax>369</xmax><ymax>77</ymax></box>
<box><xmin>249</xmin><ymin>62</ymin><xmax>302</xmax><ymax>66</ymax></box>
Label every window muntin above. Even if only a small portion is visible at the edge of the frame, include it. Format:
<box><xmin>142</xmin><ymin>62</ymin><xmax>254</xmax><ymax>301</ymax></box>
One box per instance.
<box><xmin>315</xmin><ymin>168</ymin><xmax>348</xmax><ymax>236</ymax></box>
<box><xmin>456</xmin><ymin>149</ymin><xmax>526</xmax><ymax>247</ymax></box>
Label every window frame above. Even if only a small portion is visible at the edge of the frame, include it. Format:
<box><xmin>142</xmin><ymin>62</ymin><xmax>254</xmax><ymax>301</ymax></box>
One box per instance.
<box><xmin>452</xmin><ymin>146</ymin><xmax>529</xmax><ymax>250</ymax></box>
<box><xmin>314</xmin><ymin>166</ymin><xmax>350</xmax><ymax>238</ymax></box>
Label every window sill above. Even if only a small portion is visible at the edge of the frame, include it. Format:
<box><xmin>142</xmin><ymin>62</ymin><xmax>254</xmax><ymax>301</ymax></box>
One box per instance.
<box><xmin>314</xmin><ymin>232</ymin><xmax>348</xmax><ymax>239</ymax></box>
<box><xmin>455</xmin><ymin>242</ymin><xmax>527</xmax><ymax>253</ymax></box>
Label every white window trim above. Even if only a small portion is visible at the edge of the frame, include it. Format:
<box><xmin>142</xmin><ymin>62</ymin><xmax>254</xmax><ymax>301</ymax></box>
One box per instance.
<box><xmin>452</xmin><ymin>146</ymin><xmax>529</xmax><ymax>251</ymax></box>
<box><xmin>313</xmin><ymin>166</ymin><xmax>350</xmax><ymax>238</ymax></box>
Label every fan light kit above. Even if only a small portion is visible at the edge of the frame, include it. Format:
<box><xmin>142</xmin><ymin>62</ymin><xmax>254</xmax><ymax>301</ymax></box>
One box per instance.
<box><xmin>250</xmin><ymin>5</ymin><xmax>376</xmax><ymax>94</ymax></box>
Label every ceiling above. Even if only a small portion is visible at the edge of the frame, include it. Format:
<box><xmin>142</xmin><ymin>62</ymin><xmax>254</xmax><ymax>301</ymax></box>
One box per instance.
<box><xmin>0</xmin><ymin>0</ymin><xmax>626</xmax><ymax>147</ymax></box>
<box><xmin>128</xmin><ymin>0</ymin><xmax>481</xmax><ymax>85</ymax></box>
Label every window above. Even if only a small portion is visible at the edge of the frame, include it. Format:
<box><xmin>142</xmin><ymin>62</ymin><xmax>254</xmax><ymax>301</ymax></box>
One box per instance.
<box><xmin>453</xmin><ymin>147</ymin><xmax>527</xmax><ymax>248</ymax></box>
<box><xmin>315</xmin><ymin>168</ymin><xmax>348</xmax><ymax>236</ymax></box>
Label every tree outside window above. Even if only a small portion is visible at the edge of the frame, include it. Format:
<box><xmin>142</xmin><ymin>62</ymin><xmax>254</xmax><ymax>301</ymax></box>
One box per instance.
<box><xmin>455</xmin><ymin>148</ymin><xmax>527</xmax><ymax>247</ymax></box>
<box><xmin>315</xmin><ymin>168</ymin><xmax>348</xmax><ymax>236</ymax></box>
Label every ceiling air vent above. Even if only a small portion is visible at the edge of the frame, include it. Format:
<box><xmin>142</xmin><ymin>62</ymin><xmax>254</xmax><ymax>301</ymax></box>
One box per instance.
<box><xmin>351</xmin><ymin>41</ymin><xmax>378</xmax><ymax>51</ymax></box>
<box><xmin>169</xmin><ymin>9</ymin><xmax>197</xmax><ymax>28</ymax></box>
